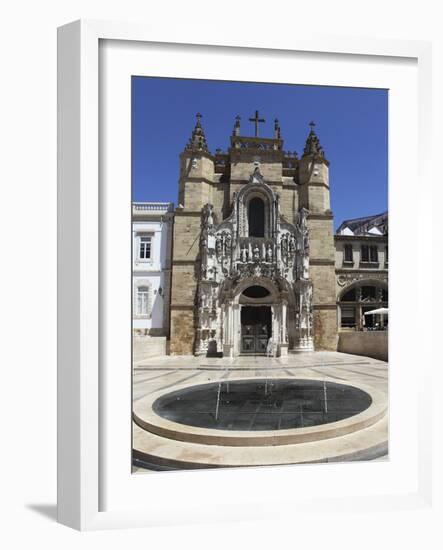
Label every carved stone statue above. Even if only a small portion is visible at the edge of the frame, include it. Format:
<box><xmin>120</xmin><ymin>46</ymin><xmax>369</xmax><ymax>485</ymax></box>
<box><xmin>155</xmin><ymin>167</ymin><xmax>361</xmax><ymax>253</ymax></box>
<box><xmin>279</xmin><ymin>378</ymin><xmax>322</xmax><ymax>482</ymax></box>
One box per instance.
<box><xmin>281</xmin><ymin>234</ymin><xmax>288</xmax><ymax>259</ymax></box>
<box><xmin>202</xmin><ymin>203</ymin><xmax>214</xmax><ymax>228</ymax></box>
<box><xmin>215</xmin><ymin>236</ymin><xmax>222</xmax><ymax>256</ymax></box>
<box><xmin>253</xmin><ymin>243</ymin><xmax>260</xmax><ymax>261</ymax></box>
<box><xmin>302</xmin><ymin>254</ymin><xmax>310</xmax><ymax>280</ymax></box>
<box><xmin>249</xmin><ymin>164</ymin><xmax>264</xmax><ymax>184</ymax></box>
<box><xmin>299</xmin><ymin>209</ymin><xmax>309</xmax><ymax>253</ymax></box>
<box><xmin>225</xmin><ymin>233</ymin><xmax>232</xmax><ymax>253</ymax></box>
<box><xmin>298</xmin><ymin>207</ymin><xmax>308</xmax><ymax>233</ymax></box>
<box><xmin>289</xmin><ymin>235</ymin><xmax>296</xmax><ymax>255</ymax></box>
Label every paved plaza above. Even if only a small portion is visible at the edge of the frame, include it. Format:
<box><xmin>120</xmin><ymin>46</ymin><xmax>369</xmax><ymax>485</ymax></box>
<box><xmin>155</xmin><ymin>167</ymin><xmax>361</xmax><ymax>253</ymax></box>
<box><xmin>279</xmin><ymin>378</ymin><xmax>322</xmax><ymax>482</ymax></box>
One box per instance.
<box><xmin>133</xmin><ymin>351</ymin><xmax>388</xmax><ymax>471</ymax></box>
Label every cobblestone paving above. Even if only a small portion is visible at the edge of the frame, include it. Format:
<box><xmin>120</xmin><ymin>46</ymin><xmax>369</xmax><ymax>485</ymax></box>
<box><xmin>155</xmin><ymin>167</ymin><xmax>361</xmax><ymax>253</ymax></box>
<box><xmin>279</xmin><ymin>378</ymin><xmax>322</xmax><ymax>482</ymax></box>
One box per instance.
<box><xmin>133</xmin><ymin>352</ymin><xmax>388</xmax><ymax>405</ymax></box>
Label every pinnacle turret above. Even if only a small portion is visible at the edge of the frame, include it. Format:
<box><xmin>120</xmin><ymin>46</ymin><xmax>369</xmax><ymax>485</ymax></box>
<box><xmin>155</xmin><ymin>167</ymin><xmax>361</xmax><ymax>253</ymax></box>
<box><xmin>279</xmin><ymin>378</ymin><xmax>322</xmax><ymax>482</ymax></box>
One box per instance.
<box><xmin>302</xmin><ymin>121</ymin><xmax>325</xmax><ymax>158</ymax></box>
<box><xmin>232</xmin><ymin>115</ymin><xmax>241</xmax><ymax>136</ymax></box>
<box><xmin>185</xmin><ymin>113</ymin><xmax>209</xmax><ymax>152</ymax></box>
<box><xmin>274</xmin><ymin>118</ymin><xmax>281</xmax><ymax>139</ymax></box>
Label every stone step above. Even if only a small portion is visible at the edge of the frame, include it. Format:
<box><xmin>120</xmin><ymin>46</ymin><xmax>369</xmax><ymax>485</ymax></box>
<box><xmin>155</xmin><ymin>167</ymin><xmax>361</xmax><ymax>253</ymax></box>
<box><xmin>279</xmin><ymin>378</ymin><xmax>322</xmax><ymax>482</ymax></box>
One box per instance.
<box><xmin>132</xmin><ymin>413</ymin><xmax>388</xmax><ymax>470</ymax></box>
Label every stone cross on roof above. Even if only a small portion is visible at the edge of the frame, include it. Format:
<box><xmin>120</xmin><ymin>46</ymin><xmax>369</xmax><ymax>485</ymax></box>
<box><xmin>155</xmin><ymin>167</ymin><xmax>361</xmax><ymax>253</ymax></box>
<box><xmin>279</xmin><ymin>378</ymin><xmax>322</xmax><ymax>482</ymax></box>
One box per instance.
<box><xmin>248</xmin><ymin>110</ymin><xmax>265</xmax><ymax>137</ymax></box>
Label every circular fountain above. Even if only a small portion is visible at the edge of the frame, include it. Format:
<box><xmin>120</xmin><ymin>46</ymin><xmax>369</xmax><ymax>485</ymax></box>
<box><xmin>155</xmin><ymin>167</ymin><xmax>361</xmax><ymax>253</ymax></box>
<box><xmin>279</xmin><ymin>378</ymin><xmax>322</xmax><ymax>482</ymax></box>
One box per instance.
<box><xmin>133</xmin><ymin>377</ymin><xmax>386</xmax><ymax>449</ymax></box>
<box><xmin>153</xmin><ymin>378</ymin><xmax>372</xmax><ymax>431</ymax></box>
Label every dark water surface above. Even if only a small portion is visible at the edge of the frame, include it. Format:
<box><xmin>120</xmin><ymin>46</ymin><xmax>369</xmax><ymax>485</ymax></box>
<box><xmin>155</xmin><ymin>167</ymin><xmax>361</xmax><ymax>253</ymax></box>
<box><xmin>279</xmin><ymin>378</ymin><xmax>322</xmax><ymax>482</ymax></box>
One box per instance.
<box><xmin>153</xmin><ymin>378</ymin><xmax>372</xmax><ymax>431</ymax></box>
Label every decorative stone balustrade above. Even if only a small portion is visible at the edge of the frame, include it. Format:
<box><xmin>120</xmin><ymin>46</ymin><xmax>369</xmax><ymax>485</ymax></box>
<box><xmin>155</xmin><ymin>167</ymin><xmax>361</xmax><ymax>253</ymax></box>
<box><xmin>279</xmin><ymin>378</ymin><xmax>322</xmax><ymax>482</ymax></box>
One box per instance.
<box><xmin>133</xmin><ymin>202</ymin><xmax>174</xmax><ymax>213</ymax></box>
<box><xmin>132</xmin><ymin>202</ymin><xmax>174</xmax><ymax>218</ymax></box>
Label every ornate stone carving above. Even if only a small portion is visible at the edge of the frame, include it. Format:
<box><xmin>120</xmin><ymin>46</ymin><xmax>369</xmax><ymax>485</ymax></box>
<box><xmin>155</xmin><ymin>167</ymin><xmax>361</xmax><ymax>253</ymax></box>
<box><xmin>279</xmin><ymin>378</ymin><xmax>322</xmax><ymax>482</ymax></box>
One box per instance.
<box><xmin>337</xmin><ymin>271</ymin><xmax>388</xmax><ymax>287</ymax></box>
<box><xmin>195</xmin><ymin>166</ymin><xmax>314</xmax><ymax>355</ymax></box>
<box><xmin>293</xmin><ymin>279</ymin><xmax>314</xmax><ymax>352</ymax></box>
<box><xmin>249</xmin><ymin>164</ymin><xmax>265</xmax><ymax>185</ymax></box>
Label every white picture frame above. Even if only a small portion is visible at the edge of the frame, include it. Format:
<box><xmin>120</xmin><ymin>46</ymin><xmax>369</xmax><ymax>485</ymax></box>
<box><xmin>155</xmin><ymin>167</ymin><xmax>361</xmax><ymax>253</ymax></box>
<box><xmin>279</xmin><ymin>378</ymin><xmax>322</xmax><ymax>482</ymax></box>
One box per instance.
<box><xmin>57</xmin><ymin>19</ymin><xmax>435</xmax><ymax>531</ymax></box>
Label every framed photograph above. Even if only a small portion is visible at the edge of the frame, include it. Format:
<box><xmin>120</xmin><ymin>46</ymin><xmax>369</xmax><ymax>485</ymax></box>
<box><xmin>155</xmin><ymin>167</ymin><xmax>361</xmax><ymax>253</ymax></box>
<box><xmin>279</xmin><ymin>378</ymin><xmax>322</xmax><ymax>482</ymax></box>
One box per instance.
<box><xmin>57</xmin><ymin>20</ymin><xmax>434</xmax><ymax>530</ymax></box>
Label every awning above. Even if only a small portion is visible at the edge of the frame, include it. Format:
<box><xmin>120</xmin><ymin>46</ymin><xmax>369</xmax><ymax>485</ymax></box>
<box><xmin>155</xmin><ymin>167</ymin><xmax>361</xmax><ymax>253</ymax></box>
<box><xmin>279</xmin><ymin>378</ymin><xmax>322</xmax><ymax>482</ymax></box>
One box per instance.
<box><xmin>364</xmin><ymin>307</ymin><xmax>389</xmax><ymax>315</ymax></box>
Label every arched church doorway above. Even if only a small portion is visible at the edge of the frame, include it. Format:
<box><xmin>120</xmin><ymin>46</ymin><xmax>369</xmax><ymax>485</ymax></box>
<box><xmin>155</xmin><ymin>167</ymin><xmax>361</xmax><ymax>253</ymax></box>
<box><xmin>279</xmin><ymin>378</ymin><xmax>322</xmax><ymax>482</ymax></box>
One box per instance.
<box><xmin>240</xmin><ymin>306</ymin><xmax>272</xmax><ymax>354</ymax></box>
<box><xmin>248</xmin><ymin>197</ymin><xmax>265</xmax><ymax>237</ymax></box>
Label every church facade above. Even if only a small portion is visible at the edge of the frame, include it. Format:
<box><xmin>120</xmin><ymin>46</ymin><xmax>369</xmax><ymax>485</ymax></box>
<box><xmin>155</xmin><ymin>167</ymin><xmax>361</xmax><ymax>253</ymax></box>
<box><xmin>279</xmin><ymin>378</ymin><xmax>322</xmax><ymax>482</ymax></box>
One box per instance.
<box><xmin>169</xmin><ymin>113</ymin><xmax>338</xmax><ymax>356</ymax></box>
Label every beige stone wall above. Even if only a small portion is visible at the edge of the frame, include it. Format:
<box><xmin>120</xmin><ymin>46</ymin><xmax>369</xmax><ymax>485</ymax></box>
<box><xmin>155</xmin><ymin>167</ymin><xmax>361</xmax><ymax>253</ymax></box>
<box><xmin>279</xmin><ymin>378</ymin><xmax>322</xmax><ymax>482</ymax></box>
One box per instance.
<box><xmin>308</xmin><ymin>218</ymin><xmax>335</xmax><ymax>260</ymax></box>
<box><xmin>298</xmin><ymin>160</ymin><xmax>329</xmax><ymax>187</ymax></box>
<box><xmin>178</xmin><ymin>154</ymin><xmax>214</xmax><ymax>209</ymax></box>
<box><xmin>210</xmin><ymin>182</ymin><xmax>226</xmax><ymax>222</ymax></box>
<box><xmin>313</xmin><ymin>308</ymin><xmax>338</xmax><ymax>350</ymax></box>
<box><xmin>230</xmin><ymin>161</ymin><xmax>282</xmax><ymax>181</ymax></box>
<box><xmin>298</xmin><ymin>183</ymin><xmax>331</xmax><ymax>214</ymax></box>
<box><xmin>183</xmin><ymin>181</ymin><xmax>211</xmax><ymax>210</ymax></box>
<box><xmin>298</xmin><ymin>157</ymin><xmax>330</xmax><ymax>214</ymax></box>
<box><xmin>169</xmin><ymin>264</ymin><xmax>198</xmax><ymax>354</ymax></box>
<box><xmin>171</xmin><ymin>215</ymin><xmax>200</xmax><ymax>261</ymax></box>
<box><xmin>338</xmin><ymin>330</ymin><xmax>388</xmax><ymax>362</ymax></box>
<box><xmin>304</xmin><ymin>170</ymin><xmax>337</xmax><ymax>349</ymax></box>
<box><xmin>180</xmin><ymin>155</ymin><xmax>214</xmax><ymax>180</ymax></box>
<box><xmin>170</xmin><ymin>264</ymin><xmax>197</xmax><ymax>304</ymax></box>
<box><xmin>280</xmin><ymin>185</ymin><xmax>298</xmax><ymax>223</ymax></box>
<box><xmin>133</xmin><ymin>335</ymin><xmax>167</xmax><ymax>360</ymax></box>
<box><xmin>306</xmin><ymin>185</ymin><xmax>330</xmax><ymax>213</ymax></box>
<box><xmin>170</xmin><ymin>309</ymin><xmax>195</xmax><ymax>355</ymax></box>
<box><xmin>310</xmin><ymin>262</ymin><xmax>337</xmax><ymax>350</ymax></box>
<box><xmin>310</xmin><ymin>265</ymin><xmax>337</xmax><ymax>305</ymax></box>
<box><xmin>169</xmin><ymin>210</ymin><xmax>201</xmax><ymax>354</ymax></box>
<box><xmin>309</xmin><ymin>215</ymin><xmax>337</xmax><ymax>350</ymax></box>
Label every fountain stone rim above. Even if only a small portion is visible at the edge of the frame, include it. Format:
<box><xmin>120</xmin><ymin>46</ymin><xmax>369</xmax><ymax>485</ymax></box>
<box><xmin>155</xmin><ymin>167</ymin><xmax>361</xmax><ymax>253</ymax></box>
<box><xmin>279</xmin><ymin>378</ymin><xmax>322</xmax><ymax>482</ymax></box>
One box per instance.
<box><xmin>133</xmin><ymin>376</ymin><xmax>387</xmax><ymax>447</ymax></box>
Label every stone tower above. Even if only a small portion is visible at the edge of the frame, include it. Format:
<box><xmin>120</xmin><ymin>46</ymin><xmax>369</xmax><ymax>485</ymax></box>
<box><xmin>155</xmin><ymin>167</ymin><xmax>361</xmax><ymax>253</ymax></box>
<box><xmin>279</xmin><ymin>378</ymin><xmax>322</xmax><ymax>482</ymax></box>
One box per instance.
<box><xmin>169</xmin><ymin>113</ymin><xmax>337</xmax><ymax>356</ymax></box>
<box><xmin>297</xmin><ymin>122</ymin><xmax>338</xmax><ymax>349</ymax></box>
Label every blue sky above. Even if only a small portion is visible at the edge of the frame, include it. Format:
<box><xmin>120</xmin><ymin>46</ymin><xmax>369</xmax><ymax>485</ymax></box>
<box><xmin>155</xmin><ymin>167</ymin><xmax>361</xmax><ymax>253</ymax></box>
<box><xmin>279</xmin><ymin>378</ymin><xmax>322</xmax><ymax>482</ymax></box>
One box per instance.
<box><xmin>132</xmin><ymin>77</ymin><xmax>387</xmax><ymax>228</ymax></box>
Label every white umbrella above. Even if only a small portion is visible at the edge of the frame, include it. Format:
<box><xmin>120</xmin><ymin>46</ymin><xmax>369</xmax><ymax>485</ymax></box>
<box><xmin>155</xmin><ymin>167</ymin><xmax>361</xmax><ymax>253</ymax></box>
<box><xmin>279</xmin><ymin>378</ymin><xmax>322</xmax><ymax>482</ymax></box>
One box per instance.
<box><xmin>364</xmin><ymin>307</ymin><xmax>389</xmax><ymax>315</ymax></box>
<box><xmin>363</xmin><ymin>307</ymin><xmax>388</xmax><ymax>330</ymax></box>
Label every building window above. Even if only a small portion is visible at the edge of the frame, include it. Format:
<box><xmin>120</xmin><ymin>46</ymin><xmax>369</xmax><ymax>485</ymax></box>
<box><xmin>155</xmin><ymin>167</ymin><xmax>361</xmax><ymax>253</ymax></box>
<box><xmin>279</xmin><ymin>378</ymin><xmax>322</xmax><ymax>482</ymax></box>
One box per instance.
<box><xmin>361</xmin><ymin>245</ymin><xmax>369</xmax><ymax>262</ymax></box>
<box><xmin>139</xmin><ymin>236</ymin><xmax>152</xmax><ymax>260</ymax></box>
<box><xmin>370</xmin><ymin>245</ymin><xmax>378</xmax><ymax>263</ymax></box>
<box><xmin>385</xmin><ymin>245</ymin><xmax>389</xmax><ymax>265</ymax></box>
<box><xmin>344</xmin><ymin>244</ymin><xmax>353</xmax><ymax>263</ymax></box>
<box><xmin>339</xmin><ymin>282</ymin><xmax>388</xmax><ymax>330</ymax></box>
<box><xmin>136</xmin><ymin>286</ymin><xmax>149</xmax><ymax>316</ymax></box>
<box><xmin>341</xmin><ymin>288</ymin><xmax>356</xmax><ymax>301</ymax></box>
<box><xmin>361</xmin><ymin>286</ymin><xmax>377</xmax><ymax>301</ymax></box>
<box><xmin>248</xmin><ymin>197</ymin><xmax>265</xmax><ymax>237</ymax></box>
<box><xmin>360</xmin><ymin>244</ymin><xmax>378</xmax><ymax>264</ymax></box>
<box><xmin>341</xmin><ymin>306</ymin><xmax>356</xmax><ymax>328</ymax></box>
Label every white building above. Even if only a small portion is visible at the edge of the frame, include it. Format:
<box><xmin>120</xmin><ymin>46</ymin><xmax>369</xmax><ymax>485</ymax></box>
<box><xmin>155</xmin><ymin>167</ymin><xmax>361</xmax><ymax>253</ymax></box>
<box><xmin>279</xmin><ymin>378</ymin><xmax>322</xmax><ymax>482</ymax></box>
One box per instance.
<box><xmin>132</xmin><ymin>202</ymin><xmax>174</xmax><ymax>336</ymax></box>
